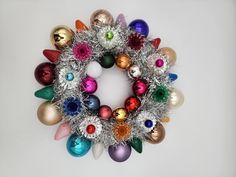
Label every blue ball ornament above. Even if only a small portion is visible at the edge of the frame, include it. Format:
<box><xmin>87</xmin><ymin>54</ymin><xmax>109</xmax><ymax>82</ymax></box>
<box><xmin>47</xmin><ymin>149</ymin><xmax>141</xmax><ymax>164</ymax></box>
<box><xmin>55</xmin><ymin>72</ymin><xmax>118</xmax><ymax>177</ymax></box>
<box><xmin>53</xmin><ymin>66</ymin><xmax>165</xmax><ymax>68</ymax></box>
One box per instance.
<box><xmin>129</xmin><ymin>19</ymin><xmax>149</xmax><ymax>37</ymax></box>
<box><xmin>84</xmin><ymin>95</ymin><xmax>100</xmax><ymax>111</ymax></box>
<box><xmin>66</xmin><ymin>134</ymin><xmax>91</xmax><ymax>157</ymax></box>
<box><xmin>144</xmin><ymin>119</ymin><xmax>153</xmax><ymax>128</ymax></box>
<box><xmin>169</xmin><ymin>73</ymin><xmax>178</xmax><ymax>82</ymax></box>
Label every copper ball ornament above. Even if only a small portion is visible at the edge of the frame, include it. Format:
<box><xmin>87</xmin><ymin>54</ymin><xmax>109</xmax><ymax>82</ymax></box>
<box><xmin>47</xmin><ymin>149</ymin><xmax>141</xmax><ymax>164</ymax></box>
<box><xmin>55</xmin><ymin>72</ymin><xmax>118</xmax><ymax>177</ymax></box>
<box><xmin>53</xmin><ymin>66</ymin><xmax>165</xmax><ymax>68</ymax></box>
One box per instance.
<box><xmin>90</xmin><ymin>9</ymin><xmax>114</xmax><ymax>28</ymax></box>
<box><xmin>37</xmin><ymin>101</ymin><xmax>62</xmax><ymax>126</ymax></box>
<box><xmin>145</xmin><ymin>122</ymin><xmax>165</xmax><ymax>144</ymax></box>
<box><xmin>157</xmin><ymin>47</ymin><xmax>176</xmax><ymax>66</ymax></box>
<box><xmin>113</xmin><ymin>108</ymin><xmax>128</xmax><ymax>121</ymax></box>
<box><xmin>50</xmin><ymin>25</ymin><xmax>74</xmax><ymax>50</ymax></box>
<box><xmin>115</xmin><ymin>54</ymin><xmax>132</xmax><ymax>69</ymax></box>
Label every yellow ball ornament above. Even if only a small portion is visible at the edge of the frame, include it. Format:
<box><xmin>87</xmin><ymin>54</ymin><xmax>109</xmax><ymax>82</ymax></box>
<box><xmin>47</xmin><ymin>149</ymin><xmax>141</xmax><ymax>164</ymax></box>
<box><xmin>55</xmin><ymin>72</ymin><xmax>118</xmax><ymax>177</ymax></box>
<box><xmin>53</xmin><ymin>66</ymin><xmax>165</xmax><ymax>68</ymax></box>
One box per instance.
<box><xmin>37</xmin><ymin>101</ymin><xmax>62</xmax><ymax>125</ymax></box>
<box><xmin>157</xmin><ymin>47</ymin><xmax>176</xmax><ymax>66</ymax></box>
<box><xmin>50</xmin><ymin>25</ymin><xmax>74</xmax><ymax>50</ymax></box>
<box><xmin>115</xmin><ymin>54</ymin><xmax>132</xmax><ymax>69</ymax></box>
<box><xmin>113</xmin><ymin>108</ymin><xmax>128</xmax><ymax>121</ymax></box>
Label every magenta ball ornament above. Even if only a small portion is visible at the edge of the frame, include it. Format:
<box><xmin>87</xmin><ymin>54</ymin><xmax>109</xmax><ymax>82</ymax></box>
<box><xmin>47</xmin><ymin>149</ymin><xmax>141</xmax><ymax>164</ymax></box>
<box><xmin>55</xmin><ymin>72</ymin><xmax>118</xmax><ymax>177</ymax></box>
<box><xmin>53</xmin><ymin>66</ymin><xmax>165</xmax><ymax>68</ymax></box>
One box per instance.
<box><xmin>108</xmin><ymin>143</ymin><xmax>132</xmax><ymax>162</ymax></box>
<box><xmin>133</xmin><ymin>79</ymin><xmax>148</xmax><ymax>96</ymax></box>
<box><xmin>81</xmin><ymin>77</ymin><xmax>97</xmax><ymax>94</ymax></box>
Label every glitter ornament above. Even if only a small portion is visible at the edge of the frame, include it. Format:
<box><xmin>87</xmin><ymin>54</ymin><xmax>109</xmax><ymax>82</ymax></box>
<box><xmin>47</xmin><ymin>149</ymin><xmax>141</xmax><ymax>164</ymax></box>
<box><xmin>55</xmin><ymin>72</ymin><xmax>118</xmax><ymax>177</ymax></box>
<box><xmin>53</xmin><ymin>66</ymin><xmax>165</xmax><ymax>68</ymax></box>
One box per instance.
<box><xmin>129</xmin><ymin>19</ymin><xmax>149</xmax><ymax>37</ymax></box>
<box><xmin>152</xmin><ymin>85</ymin><xmax>170</xmax><ymax>103</ymax></box>
<box><xmin>81</xmin><ymin>77</ymin><xmax>97</xmax><ymax>94</ymax></box>
<box><xmin>63</xmin><ymin>97</ymin><xmax>82</xmax><ymax>116</ymax></box>
<box><xmin>73</xmin><ymin>42</ymin><xmax>92</xmax><ymax>61</ymax></box>
<box><xmin>34</xmin><ymin>62</ymin><xmax>55</xmax><ymax>85</ymax></box>
<box><xmin>113</xmin><ymin>121</ymin><xmax>131</xmax><ymax>142</ymax></box>
<box><xmin>128</xmin><ymin>33</ymin><xmax>144</xmax><ymax>51</ymax></box>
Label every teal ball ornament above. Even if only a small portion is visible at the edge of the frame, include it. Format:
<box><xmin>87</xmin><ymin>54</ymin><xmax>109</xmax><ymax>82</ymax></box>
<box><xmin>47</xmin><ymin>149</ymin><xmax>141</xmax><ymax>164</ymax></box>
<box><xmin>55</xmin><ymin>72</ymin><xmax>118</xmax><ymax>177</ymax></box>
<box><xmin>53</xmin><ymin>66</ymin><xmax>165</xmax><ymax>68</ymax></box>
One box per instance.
<box><xmin>66</xmin><ymin>134</ymin><xmax>92</xmax><ymax>157</ymax></box>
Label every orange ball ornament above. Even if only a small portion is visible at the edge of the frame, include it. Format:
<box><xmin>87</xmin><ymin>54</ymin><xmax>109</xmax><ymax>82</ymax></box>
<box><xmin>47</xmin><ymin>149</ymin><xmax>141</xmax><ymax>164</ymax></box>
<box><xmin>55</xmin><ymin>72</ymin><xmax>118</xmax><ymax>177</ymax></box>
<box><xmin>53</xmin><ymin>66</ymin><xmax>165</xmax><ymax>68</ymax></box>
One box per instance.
<box><xmin>115</xmin><ymin>54</ymin><xmax>132</xmax><ymax>69</ymax></box>
<box><xmin>125</xmin><ymin>96</ymin><xmax>141</xmax><ymax>112</ymax></box>
<box><xmin>113</xmin><ymin>121</ymin><xmax>131</xmax><ymax>142</ymax></box>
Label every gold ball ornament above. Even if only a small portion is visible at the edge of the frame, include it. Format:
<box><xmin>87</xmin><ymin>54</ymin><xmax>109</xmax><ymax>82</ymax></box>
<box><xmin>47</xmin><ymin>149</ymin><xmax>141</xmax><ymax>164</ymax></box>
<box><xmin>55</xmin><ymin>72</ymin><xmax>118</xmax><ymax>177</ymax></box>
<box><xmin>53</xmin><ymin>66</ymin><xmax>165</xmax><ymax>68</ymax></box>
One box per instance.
<box><xmin>157</xmin><ymin>47</ymin><xmax>176</xmax><ymax>66</ymax></box>
<box><xmin>50</xmin><ymin>25</ymin><xmax>74</xmax><ymax>50</ymax></box>
<box><xmin>115</xmin><ymin>54</ymin><xmax>132</xmax><ymax>69</ymax></box>
<box><xmin>90</xmin><ymin>9</ymin><xmax>114</xmax><ymax>28</ymax></box>
<box><xmin>37</xmin><ymin>101</ymin><xmax>62</xmax><ymax>126</ymax></box>
<box><xmin>169</xmin><ymin>88</ymin><xmax>184</xmax><ymax>109</ymax></box>
<box><xmin>113</xmin><ymin>108</ymin><xmax>128</xmax><ymax>121</ymax></box>
<box><xmin>146</xmin><ymin>122</ymin><xmax>165</xmax><ymax>144</ymax></box>
<box><xmin>160</xmin><ymin>117</ymin><xmax>170</xmax><ymax>123</ymax></box>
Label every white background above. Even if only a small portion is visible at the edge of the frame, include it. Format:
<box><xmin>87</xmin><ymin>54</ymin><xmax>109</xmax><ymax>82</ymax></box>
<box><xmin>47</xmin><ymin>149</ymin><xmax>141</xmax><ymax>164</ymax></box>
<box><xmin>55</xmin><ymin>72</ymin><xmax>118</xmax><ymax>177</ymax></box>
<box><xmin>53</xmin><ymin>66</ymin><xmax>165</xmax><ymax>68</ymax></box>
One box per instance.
<box><xmin>0</xmin><ymin>0</ymin><xmax>235</xmax><ymax>177</ymax></box>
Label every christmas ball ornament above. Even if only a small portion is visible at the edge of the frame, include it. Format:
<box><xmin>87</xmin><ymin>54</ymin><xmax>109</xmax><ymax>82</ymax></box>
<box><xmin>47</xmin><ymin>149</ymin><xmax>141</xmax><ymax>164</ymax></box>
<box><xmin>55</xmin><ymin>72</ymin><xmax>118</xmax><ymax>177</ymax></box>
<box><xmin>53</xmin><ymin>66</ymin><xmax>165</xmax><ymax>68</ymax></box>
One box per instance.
<box><xmin>146</xmin><ymin>123</ymin><xmax>165</xmax><ymax>144</ymax></box>
<box><xmin>34</xmin><ymin>62</ymin><xmax>55</xmax><ymax>85</ymax></box>
<box><xmin>133</xmin><ymin>79</ymin><xmax>148</xmax><ymax>96</ymax></box>
<box><xmin>157</xmin><ymin>47</ymin><xmax>177</xmax><ymax>66</ymax></box>
<box><xmin>37</xmin><ymin>101</ymin><xmax>62</xmax><ymax>125</ymax></box>
<box><xmin>113</xmin><ymin>108</ymin><xmax>128</xmax><ymax>121</ymax></box>
<box><xmin>84</xmin><ymin>95</ymin><xmax>100</xmax><ymax>111</ymax></box>
<box><xmin>81</xmin><ymin>77</ymin><xmax>97</xmax><ymax>94</ymax></box>
<box><xmin>100</xmin><ymin>53</ymin><xmax>115</xmax><ymax>68</ymax></box>
<box><xmin>86</xmin><ymin>61</ymin><xmax>102</xmax><ymax>78</ymax></box>
<box><xmin>90</xmin><ymin>9</ymin><xmax>113</xmax><ymax>28</ymax></box>
<box><xmin>129</xmin><ymin>19</ymin><xmax>149</xmax><ymax>37</ymax></box>
<box><xmin>108</xmin><ymin>143</ymin><xmax>132</xmax><ymax>162</ymax></box>
<box><xmin>67</xmin><ymin>134</ymin><xmax>91</xmax><ymax>157</ymax></box>
<box><xmin>98</xmin><ymin>105</ymin><xmax>112</xmax><ymax>120</ymax></box>
<box><xmin>169</xmin><ymin>88</ymin><xmax>184</xmax><ymax>108</ymax></box>
<box><xmin>34</xmin><ymin>9</ymin><xmax>184</xmax><ymax>162</ymax></box>
<box><xmin>125</xmin><ymin>96</ymin><xmax>141</xmax><ymax>112</ymax></box>
<box><xmin>115</xmin><ymin>54</ymin><xmax>132</xmax><ymax>69</ymax></box>
<box><xmin>50</xmin><ymin>25</ymin><xmax>74</xmax><ymax>50</ymax></box>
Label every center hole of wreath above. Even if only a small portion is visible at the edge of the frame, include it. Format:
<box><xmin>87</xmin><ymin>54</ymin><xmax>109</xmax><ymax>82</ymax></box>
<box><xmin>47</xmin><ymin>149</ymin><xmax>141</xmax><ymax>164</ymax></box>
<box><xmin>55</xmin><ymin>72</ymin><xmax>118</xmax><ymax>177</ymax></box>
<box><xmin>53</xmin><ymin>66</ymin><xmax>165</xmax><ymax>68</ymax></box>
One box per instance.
<box><xmin>95</xmin><ymin>67</ymin><xmax>132</xmax><ymax>109</ymax></box>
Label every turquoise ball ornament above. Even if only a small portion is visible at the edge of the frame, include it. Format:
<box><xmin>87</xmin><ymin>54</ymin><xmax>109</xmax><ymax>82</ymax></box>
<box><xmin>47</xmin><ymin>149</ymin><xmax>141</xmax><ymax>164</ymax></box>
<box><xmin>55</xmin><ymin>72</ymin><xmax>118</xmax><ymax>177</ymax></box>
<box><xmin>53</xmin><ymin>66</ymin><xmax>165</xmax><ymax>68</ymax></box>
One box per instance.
<box><xmin>66</xmin><ymin>134</ymin><xmax>92</xmax><ymax>157</ymax></box>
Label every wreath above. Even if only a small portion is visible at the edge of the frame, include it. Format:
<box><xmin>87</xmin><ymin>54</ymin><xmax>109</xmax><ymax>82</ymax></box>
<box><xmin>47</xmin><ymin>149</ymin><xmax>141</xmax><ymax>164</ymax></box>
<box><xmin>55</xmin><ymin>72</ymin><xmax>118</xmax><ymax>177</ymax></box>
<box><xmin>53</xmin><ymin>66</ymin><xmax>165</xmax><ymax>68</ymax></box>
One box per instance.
<box><xmin>34</xmin><ymin>9</ymin><xmax>184</xmax><ymax>162</ymax></box>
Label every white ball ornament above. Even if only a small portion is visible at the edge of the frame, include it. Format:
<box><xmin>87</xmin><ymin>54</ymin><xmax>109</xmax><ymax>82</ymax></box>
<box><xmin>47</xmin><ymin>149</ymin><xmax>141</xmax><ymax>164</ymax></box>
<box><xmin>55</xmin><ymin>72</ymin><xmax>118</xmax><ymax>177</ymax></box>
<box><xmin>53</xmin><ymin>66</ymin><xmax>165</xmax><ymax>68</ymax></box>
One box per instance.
<box><xmin>86</xmin><ymin>61</ymin><xmax>103</xmax><ymax>78</ymax></box>
<box><xmin>169</xmin><ymin>88</ymin><xmax>184</xmax><ymax>108</ymax></box>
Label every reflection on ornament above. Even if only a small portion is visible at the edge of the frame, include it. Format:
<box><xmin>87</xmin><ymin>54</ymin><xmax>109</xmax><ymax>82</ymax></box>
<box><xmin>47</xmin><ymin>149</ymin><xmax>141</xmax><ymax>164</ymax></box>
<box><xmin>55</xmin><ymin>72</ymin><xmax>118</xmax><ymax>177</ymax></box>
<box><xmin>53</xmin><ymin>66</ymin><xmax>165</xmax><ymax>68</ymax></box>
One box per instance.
<box><xmin>157</xmin><ymin>47</ymin><xmax>176</xmax><ymax>66</ymax></box>
<box><xmin>169</xmin><ymin>88</ymin><xmax>184</xmax><ymax>108</ymax></box>
<box><xmin>113</xmin><ymin>108</ymin><xmax>128</xmax><ymax>121</ymax></box>
<box><xmin>146</xmin><ymin>123</ymin><xmax>165</xmax><ymax>144</ymax></box>
<box><xmin>90</xmin><ymin>9</ymin><xmax>113</xmax><ymax>28</ymax></box>
<box><xmin>108</xmin><ymin>143</ymin><xmax>132</xmax><ymax>162</ymax></box>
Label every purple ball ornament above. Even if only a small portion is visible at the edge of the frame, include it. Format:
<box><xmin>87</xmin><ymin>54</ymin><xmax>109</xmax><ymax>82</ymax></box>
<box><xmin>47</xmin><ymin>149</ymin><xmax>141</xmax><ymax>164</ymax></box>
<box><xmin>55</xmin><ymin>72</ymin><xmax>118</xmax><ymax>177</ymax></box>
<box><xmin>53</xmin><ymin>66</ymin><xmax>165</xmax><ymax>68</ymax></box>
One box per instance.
<box><xmin>108</xmin><ymin>143</ymin><xmax>132</xmax><ymax>162</ymax></box>
<box><xmin>129</xmin><ymin>19</ymin><xmax>149</xmax><ymax>37</ymax></box>
<box><xmin>81</xmin><ymin>77</ymin><xmax>97</xmax><ymax>94</ymax></box>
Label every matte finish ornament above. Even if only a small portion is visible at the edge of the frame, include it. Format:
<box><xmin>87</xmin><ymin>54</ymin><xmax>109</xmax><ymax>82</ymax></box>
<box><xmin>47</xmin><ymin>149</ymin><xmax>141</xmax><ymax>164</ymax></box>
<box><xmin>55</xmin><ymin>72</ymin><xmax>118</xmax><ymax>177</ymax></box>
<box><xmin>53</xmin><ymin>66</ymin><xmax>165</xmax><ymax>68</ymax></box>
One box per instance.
<box><xmin>129</xmin><ymin>19</ymin><xmax>149</xmax><ymax>37</ymax></box>
<box><xmin>146</xmin><ymin>123</ymin><xmax>165</xmax><ymax>144</ymax></box>
<box><xmin>115</xmin><ymin>13</ymin><xmax>127</xmax><ymax>28</ymax></box>
<box><xmin>92</xmin><ymin>142</ymin><xmax>104</xmax><ymax>160</ymax></box>
<box><xmin>66</xmin><ymin>134</ymin><xmax>91</xmax><ymax>157</ymax></box>
<box><xmin>90</xmin><ymin>9</ymin><xmax>114</xmax><ymax>28</ymax></box>
<box><xmin>50</xmin><ymin>25</ymin><xmax>74</xmax><ymax>50</ymax></box>
<box><xmin>54</xmin><ymin>122</ymin><xmax>71</xmax><ymax>140</ymax></box>
<box><xmin>43</xmin><ymin>49</ymin><xmax>61</xmax><ymax>63</ymax></box>
<box><xmin>108</xmin><ymin>143</ymin><xmax>132</xmax><ymax>162</ymax></box>
<box><xmin>34</xmin><ymin>62</ymin><xmax>55</xmax><ymax>86</ymax></box>
<box><xmin>86</xmin><ymin>61</ymin><xmax>102</xmax><ymax>78</ymax></box>
<box><xmin>37</xmin><ymin>101</ymin><xmax>62</xmax><ymax>126</ymax></box>
<box><xmin>130</xmin><ymin>137</ymin><xmax>142</xmax><ymax>153</ymax></box>
<box><xmin>75</xmin><ymin>19</ymin><xmax>88</xmax><ymax>32</ymax></box>
<box><xmin>34</xmin><ymin>86</ymin><xmax>54</xmax><ymax>100</ymax></box>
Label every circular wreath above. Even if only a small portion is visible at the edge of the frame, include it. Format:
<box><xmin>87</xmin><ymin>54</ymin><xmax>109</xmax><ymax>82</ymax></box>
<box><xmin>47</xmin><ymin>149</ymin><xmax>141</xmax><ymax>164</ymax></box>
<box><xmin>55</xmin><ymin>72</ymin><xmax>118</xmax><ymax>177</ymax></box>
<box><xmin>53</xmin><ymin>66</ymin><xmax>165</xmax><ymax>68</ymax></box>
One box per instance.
<box><xmin>34</xmin><ymin>9</ymin><xmax>184</xmax><ymax>162</ymax></box>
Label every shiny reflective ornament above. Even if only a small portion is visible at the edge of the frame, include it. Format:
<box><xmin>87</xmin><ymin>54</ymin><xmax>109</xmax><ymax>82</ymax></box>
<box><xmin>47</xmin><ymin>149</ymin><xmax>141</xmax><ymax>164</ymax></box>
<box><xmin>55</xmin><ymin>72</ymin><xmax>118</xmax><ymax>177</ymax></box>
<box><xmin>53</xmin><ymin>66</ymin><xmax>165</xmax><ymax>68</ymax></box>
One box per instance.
<box><xmin>130</xmin><ymin>137</ymin><xmax>142</xmax><ymax>153</ymax></box>
<box><xmin>50</xmin><ymin>25</ymin><xmax>74</xmax><ymax>50</ymax></box>
<box><xmin>133</xmin><ymin>79</ymin><xmax>148</xmax><ymax>96</ymax></box>
<box><xmin>100</xmin><ymin>52</ymin><xmax>115</xmax><ymax>68</ymax></box>
<box><xmin>86</xmin><ymin>61</ymin><xmax>102</xmax><ymax>78</ymax></box>
<box><xmin>125</xmin><ymin>96</ymin><xmax>141</xmax><ymax>112</ymax></box>
<box><xmin>98</xmin><ymin>105</ymin><xmax>112</xmax><ymax>120</ymax></box>
<box><xmin>115</xmin><ymin>13</ymin><xmax>127</xmax><ymax>28</ymax></box>
<box><xmin>43</xmin><ymin>49</ymin><xmax>61</xmax><ymax>63</ymax></box>
<box><xmin>157</xmin><ymin>47</ymin><xmax>176</xmax><ymax>66</ymax></box>
<box><xmin>34</xmin><ymin>62</ymin><xmax>55</xmax><ymax>86</ymax></box>
<box><xmin>81</xmin><ymin>77</ymin><xmax>97</xmax><ymax>94</ymax></box>
<box><xmin>34</xmin><ymin>86</ymin><xmax>54</xmax><ymax>100</ymax></box>
<box><xmin>108</xmin><ymin>143</ymin><xmax>132</xmax><ymax>162</ymax></box>
<box><xmin>37</xmin><ymin>101</ymin><xmax>62</xmax><ymax>126</ymax></box>
<box><xmin>129</xmin><ymin>19</ymin><xmax>149</xmax><ymax>37</ymax></box>
<box><xmin>160</xmin><ymin>117</ymin><xmax>170</xmax><ymax>123</ymax></box>
<box><xmin>54</xmin><ymin>122</ymin><xmax>71</xmax><ymax>140</ymax></box>
<box><xmin>75</xmin><ymin>19</ymin><xmax>88</xmax><ymax>32</ymax></box>
<box><xmin>151</xmin><ymin>38</ymin><xmax>161</xmax><ymax>49</ymax></box>
<box><xmin>90</xmin><ymin>9</ymin><xmax>114</xmax><ymax>28</ymax></box>
<box><xmin>67</xmin><ymin>134</ymin><xmax>91</xmax><ymax>157</ymax></box>
<box><xmin>84</xmin><ymin>95</ymin><xmax>100</xmax><ymax>111</ymax></box>
<box><xmin>146</xmin><ymin>123</ymin><xmax>165</xmax><ymax>144</ymax></box>
<box><xmin>128</xmin><ymin>65</ymin><xmax>142</xmax><ymax>79</ymax></box>
<box><xmin>92</xmin><ymin>142</ymin><xmax>104</xmax><ymax>160</ymax></box>
<box><xmin>169</xmin><ymin>73</ymin><xmax>178</xmax><ymax>82</ymax></box>
<box><xmin>116</xmin><ymin>54</ymin><xmax>132</xmax><ymax>69</ymax></box>
<box><xmin>113</xmin><ymin>108</ymin><xmax>128</xmax><ymax>121</ymax></box>
<box><xmin>169</xmin><ymin>88</ymin><xmax>184</xmax><ymax>108</ymax></box>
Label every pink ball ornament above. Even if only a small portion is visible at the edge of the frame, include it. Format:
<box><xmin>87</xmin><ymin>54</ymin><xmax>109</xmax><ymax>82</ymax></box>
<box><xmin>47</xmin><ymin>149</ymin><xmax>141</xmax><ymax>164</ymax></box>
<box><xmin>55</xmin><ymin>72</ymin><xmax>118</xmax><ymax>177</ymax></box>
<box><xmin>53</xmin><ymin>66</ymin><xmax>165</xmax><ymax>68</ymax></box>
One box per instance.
<box><xmin>133</xmin><ymin>79</ymin><xmax>148</xmax><ymax>96</ymax></box>
<box><xmin>81</xmin><ymin>77</ymin><xmax>97</xmax><ymax>94</ymax></box>
<box><xmin>98</xmin><ymin>105</ymin><xmax>112</xmax><ymax>120</ymax></box>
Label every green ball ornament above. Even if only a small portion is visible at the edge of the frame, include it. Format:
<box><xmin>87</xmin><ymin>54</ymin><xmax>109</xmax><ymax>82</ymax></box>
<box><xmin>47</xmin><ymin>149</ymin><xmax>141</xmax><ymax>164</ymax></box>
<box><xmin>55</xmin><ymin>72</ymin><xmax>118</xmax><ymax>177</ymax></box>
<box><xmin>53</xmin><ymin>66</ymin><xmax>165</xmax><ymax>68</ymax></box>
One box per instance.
<box><xmin>130</xmin><ymin>137</ymin><xmax>142</xmax><ymax>153</ymax></box>
<box><xmin>34</xmin><ymin>86</ymin><xmax>54</xmax><ymax>100</ymax></box>
<box><xmin>152</xmin><ymin>85</ymin><xmax>169</xmax><ymax>103</ymax></box>
<box><xmin>100</xmin><ymin>53</ymin><xmax>115</xmax><ymax>68</ymax></box>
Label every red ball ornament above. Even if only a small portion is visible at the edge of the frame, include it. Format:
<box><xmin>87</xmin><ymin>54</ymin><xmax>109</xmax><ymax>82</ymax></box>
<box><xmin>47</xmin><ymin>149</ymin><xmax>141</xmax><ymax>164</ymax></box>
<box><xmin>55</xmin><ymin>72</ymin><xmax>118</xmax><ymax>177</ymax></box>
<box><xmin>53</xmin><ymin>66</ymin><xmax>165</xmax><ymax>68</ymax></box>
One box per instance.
<box><xmin>124</xmin><ymin>96</ymin><xmax>141</xmax><ymax>112</ymax></box>
<box><xmin>86</xmin><ymin>124</ymin><xmax>96</xmax><ymax>134</ymax></box>
<box><xmin>34</xmin><ymin>62</ymin><xmax>55</xmax><ymax>85</ymax></box>
<box><xmin>98</xmin><ymin>105</ymin><xmax>112</xmax><ymax>120</ymax></box>
<box><xmin>133</xmin><ymin>79</ymin><xmax>148</xmax><ymax>96</ymax></box>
